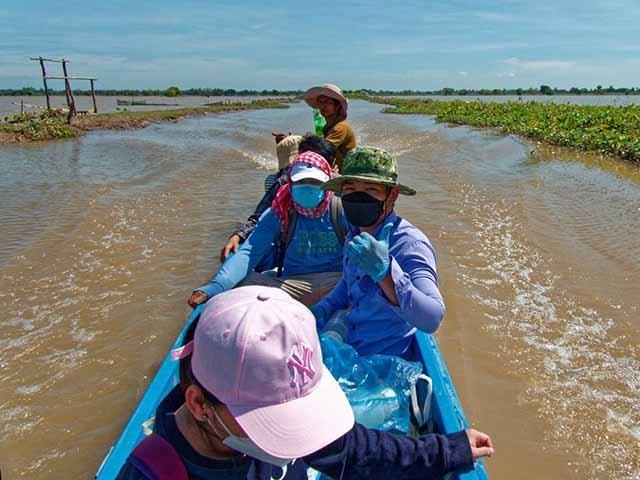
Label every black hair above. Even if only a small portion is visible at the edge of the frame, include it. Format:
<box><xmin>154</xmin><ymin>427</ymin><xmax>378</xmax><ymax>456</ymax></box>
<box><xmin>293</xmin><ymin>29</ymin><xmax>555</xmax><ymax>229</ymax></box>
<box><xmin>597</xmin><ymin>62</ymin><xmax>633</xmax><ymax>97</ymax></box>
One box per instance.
<box><xmin>298</xmin><ymin>134</ymin><xmax>335</xmax><ymax>164</ymax></box>
<box><xmin>179</xmin><ymin>315</ymin><xmax>221</xmax><ymax>405</ymax></box>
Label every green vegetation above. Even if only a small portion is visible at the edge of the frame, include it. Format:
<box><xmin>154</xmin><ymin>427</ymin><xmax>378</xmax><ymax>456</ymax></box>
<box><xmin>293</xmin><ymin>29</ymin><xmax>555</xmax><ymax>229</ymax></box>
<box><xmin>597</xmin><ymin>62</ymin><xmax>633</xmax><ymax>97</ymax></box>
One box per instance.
<box><xmin>374</xmin><ymin>97</ymin><xmax>640</xmax><ymax>162</ymax></box>
<box><xmin>0</xmin><ymin>110</ymin><xmax>76</xmax><ymax>142</ymax></box>
<box><xmin>345</xmin><ymin>85</ymin><xmax>640</xmax><ymax>97</ymax></box>
<box><xmin>0</xmin><ymin>100</ymin><xmax>289</xmax><ymax>143</ymax></box>
<box><xmin>164</xmin><ymin>86</ymin><xmax>182</xmax><ymax>97</ymax></box>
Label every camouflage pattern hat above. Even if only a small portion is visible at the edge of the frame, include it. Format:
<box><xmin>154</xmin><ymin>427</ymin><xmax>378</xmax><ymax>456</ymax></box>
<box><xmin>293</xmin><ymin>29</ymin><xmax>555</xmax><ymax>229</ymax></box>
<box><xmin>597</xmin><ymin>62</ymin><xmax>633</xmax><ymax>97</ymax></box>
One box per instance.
<box><xmin>322</xmin><ymin>146</ymin><xmax>416</xmax><ymax>195</ymax></box>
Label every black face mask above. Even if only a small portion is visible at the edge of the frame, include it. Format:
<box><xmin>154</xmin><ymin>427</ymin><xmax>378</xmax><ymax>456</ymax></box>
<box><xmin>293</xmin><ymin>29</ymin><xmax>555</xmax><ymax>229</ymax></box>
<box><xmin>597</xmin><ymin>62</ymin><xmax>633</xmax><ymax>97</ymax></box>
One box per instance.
<box><xmin>341</xmin><ymin>191</ymin><xmax>385</xmax><ymax>227</ymax></box>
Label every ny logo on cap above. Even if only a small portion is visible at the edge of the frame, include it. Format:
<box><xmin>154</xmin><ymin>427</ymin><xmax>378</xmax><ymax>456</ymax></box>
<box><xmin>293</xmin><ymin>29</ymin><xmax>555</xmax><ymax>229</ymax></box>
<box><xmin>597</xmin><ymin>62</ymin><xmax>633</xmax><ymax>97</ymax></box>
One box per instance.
<box><xmin>287</xmin><ymin>343</ymin><xmax>315</xmax><ymax>388</ymax></box>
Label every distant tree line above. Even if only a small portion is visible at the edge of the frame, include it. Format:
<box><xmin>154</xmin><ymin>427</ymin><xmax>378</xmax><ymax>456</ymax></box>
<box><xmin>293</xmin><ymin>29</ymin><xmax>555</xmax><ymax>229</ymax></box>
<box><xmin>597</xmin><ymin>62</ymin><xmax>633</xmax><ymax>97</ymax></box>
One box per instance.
<box><xmin>347</xmin><ymin>85</ymin><xmax>640</xmax><ymax>96</ymax></box>
<box><xmin>2</xmin><ymin>85</ymin><xmax>639</xmax><ymax>97</ymax></box>
<box><xmin>0</xmin><ymin>86</ymin><xmax>304</xmax><ymax>97</ymax></box>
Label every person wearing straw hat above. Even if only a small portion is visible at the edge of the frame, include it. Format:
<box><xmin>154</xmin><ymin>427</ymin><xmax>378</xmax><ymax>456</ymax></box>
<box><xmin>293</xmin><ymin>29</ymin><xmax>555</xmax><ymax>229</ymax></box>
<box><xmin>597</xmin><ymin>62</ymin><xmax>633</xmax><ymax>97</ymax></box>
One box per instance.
<box><xmin>274</xmin><ymin>84</ymin><xmax>356</xmax><ymax>172</ymax></box>
<box><xmin>303</xmin><ymin>84</ymin><xmax>356</xmax><ymax>172</ymax></box>
<box><xmin>118</xmin><ymin>286</ymin><xmax>494</xmax><ymax>480</ymax></box>
<box><xmin>311</xmin><ymin>146</ymin><xmax>446</xmax><ymax>356</ymax></box>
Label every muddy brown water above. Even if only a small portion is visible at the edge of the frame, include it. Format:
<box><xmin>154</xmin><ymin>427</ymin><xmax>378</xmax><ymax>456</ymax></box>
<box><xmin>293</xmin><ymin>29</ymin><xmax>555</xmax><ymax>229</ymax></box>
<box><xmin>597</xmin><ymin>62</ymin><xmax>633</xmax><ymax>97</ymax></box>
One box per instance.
<box><xmin>0</xmin><ymin>101</ymin><xmax>638</xmax><ymax>479</ymax></box>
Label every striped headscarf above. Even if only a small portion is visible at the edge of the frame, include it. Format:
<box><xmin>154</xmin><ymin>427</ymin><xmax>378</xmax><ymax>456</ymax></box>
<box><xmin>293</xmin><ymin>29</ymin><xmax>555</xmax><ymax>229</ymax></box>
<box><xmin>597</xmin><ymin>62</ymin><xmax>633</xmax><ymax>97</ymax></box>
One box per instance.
<box><xmin>271</xmin><ymin>151</ymin><xmax>334</xmax><ymax>233</ymax></box>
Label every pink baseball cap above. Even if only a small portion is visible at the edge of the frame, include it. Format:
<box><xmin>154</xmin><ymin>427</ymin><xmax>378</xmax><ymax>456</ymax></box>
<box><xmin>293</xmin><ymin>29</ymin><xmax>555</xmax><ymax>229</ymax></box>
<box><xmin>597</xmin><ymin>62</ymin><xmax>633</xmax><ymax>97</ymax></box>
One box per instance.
<box><xmin>190</xmin><ymin>286</ymin><xmax>354</xmax><ymax>459</ymax></box>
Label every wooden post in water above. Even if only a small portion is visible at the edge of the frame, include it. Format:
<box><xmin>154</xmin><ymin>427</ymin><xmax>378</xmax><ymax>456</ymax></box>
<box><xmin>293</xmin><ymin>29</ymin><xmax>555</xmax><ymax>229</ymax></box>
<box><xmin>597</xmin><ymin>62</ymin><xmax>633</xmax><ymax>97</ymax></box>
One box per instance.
<box><xmin>90</xmin><ymin>79</ymin><xmax>98</xmax><ymax>113</ymax></box>
<box><xmin>61</xmin><ymin>59</ymin><xmax>76</xmax><ymax>117</ymax></box>
<box><xmin>38</xmin><ymin>57</ymin><xmax>51</xmax><ymax>110</ymax></box>
<box><xmin>61</xmin><ymin>60</ymin><xmax>71</xmax><ymax>108</ymax></box>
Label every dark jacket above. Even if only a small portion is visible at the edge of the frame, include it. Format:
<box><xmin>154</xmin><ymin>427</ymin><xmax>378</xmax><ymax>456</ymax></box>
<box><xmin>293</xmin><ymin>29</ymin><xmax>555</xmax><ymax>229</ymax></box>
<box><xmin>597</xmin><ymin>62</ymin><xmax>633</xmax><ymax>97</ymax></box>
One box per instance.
<box><xmin>232</xmin><ymin>169</ymin><xmax>287</xmax><ymax>242</ymax></box>
<box><xmin>116</xmin><ymin>386</ymin><xmax>473</xmax><ymax>480</ymax></box>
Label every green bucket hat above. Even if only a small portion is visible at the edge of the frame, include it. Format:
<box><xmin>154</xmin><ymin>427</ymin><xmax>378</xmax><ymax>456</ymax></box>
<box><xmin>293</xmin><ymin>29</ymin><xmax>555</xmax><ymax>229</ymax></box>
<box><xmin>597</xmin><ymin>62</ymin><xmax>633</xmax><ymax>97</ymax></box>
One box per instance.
<box><xmin>322</xmin><ymin>146</ymin><xmax>416</xmax><ymax>196</ymax></box>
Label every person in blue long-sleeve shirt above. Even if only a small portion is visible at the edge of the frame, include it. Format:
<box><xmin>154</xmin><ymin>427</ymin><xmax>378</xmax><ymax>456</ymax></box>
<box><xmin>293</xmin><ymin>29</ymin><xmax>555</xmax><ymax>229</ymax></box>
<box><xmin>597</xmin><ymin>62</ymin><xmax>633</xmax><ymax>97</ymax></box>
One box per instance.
<box><xmin>218</xmin><ymin>135</ymin><xmax>336</xmax><ymax>263</ymax></box>
<box><xmin>188</xmin><ymin>151</ymin><xmax>345</xmax><ymax>308</ymax></box>
<box><xmin>118</xmin><ymin>287</ymin><xmax>494</xmax><ymax>480</ymax></box>
<box><xmin>312</xmin><ymin>146</ymin><xmax>446</xmax><ymax>356</ymax></box>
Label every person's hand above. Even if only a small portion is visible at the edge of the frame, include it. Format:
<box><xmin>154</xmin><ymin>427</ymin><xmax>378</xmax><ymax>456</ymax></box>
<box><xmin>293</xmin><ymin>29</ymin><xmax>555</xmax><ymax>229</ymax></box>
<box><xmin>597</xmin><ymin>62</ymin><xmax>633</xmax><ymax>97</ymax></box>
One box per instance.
<box><xmin>345</xmin><ymin>222</ymin><xmax>392</xmax><ymax>283</ymax></box>
<box><xmin>309</xmin><ymin>304</ymin><xmax>327</xmax><ymax>329</ymax></box>
<box><xmin>220</xmin><ymin>234</ymin><xmax>241</xmax><ymax>262</ymax></box>
<box><xmin>187</xmin><ymin>291</ymin><xmax>208</xmax><ymax>309</ymax></box>
<box><xmin>466</xmin><ymin>429</ymin><xmax>494</xmax><ymax>461</ymax></box>
<box><xmin>272</xmin><ymin>131</ymin><xmax>291</xmax><ymax>144</ymax></box>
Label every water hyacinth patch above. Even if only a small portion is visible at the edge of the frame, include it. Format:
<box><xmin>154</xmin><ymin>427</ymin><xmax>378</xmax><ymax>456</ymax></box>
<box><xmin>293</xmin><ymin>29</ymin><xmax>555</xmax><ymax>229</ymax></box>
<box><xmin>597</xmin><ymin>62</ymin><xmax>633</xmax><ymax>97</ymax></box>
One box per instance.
<box><xmin>374</xmin><ymin>97</ymin><xmax>640</xmax><ymax>162</ymax></box>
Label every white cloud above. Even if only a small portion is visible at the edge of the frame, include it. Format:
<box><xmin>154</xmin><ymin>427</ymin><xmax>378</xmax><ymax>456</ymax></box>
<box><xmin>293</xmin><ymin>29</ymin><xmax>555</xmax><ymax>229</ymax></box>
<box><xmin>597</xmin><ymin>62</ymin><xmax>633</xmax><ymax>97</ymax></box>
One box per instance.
<box><xmin>458</xmin><ymin>71</ymin><xmax>469</xmax><ymax>77</ymax></box>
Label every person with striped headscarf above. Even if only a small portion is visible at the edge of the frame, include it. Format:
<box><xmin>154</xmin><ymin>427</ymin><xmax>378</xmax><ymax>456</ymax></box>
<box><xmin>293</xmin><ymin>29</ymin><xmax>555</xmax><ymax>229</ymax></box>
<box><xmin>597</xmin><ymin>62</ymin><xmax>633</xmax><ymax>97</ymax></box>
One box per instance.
<box><xmin>189</xmin><ymin>151</ymin><xmax>347</xmax><ymax>308</ymax></box>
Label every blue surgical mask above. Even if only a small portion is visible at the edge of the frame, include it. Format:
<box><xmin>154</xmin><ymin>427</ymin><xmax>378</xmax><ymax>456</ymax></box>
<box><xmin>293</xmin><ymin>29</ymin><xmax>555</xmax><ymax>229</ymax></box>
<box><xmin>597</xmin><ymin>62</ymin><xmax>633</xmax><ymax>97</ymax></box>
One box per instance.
<box><xmin>208</xmin><ymin>406</ymin><xmax>295</xmax><ymax>469</ymax></box>
<box><xmin>291</xmin><ymin>184</ymin><xmax>324</xmax><ymax>209</ymax></box>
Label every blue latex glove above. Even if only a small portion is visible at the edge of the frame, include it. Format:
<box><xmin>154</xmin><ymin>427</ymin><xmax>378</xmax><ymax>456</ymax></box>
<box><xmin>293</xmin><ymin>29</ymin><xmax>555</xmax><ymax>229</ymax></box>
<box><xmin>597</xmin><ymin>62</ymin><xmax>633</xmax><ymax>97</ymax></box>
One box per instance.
<box><xmin>345</xmin><ymin>222</ymin><xmax>393</xmax><ymax>283</ymax></box>
<box><xmin>310</xmin><ymin>303</ymin><xmax>328</xmax><ymax>329</ymax></box>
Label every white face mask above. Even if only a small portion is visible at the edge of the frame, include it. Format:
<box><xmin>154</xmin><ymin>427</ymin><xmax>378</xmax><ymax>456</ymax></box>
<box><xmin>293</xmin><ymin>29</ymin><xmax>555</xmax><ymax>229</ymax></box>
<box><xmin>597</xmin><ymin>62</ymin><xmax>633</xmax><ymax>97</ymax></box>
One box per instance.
<box><xmin>207</xmin><ymin>406</ymin><xmax>295</xmax><ymax>469</ymax></box>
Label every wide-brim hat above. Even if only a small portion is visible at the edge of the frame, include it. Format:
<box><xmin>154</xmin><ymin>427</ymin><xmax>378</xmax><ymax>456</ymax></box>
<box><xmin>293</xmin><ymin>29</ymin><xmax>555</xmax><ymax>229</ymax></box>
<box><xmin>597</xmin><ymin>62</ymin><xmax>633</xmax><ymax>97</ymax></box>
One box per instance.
<box><xmin>304</xmin><ymin>84</ymin><xmax>348</xmax><ymax>116</ymax></box>
<box><xmin>192</xmin><ymin>286</ymin><xmax>355</xmax><ymax>459</ymax></box>
<box><xmin>322</xmin><ymin>146</ymin><xmax>416</xmax><ymax>195</ymax></box>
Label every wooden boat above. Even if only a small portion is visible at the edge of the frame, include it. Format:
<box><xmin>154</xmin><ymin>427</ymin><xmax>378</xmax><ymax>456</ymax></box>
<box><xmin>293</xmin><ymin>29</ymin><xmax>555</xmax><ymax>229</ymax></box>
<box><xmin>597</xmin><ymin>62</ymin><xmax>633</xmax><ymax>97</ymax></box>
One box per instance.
<box><xmin>95</xmin><ymin>305</ymin><xmax>488</xmax><ymax>479</ymax></box>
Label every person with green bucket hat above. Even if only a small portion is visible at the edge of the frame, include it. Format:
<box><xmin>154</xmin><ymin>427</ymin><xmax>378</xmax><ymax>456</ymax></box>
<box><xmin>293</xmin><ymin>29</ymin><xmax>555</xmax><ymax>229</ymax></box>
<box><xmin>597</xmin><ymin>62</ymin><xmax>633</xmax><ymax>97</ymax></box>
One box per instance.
<box><xmin>311</xmin><ymin>146</ymin><xmax>445</xmax><ymax>356</ymax></box>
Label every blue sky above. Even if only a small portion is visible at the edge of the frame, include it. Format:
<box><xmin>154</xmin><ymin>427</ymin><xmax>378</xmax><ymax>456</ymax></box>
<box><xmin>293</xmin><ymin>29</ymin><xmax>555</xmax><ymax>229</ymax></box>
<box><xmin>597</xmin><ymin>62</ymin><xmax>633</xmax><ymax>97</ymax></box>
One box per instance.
<box><xmin>2</xmin><ymin>0</ymin><xmax>640</xmax><ymax>90</ymax></box>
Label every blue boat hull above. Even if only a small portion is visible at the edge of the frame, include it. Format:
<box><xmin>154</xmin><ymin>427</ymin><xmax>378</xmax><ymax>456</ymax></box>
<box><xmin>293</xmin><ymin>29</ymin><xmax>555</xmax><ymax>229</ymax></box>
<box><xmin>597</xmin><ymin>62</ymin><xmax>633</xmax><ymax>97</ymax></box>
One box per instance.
<box><xmin>96</xmin><ymin>304</ymin><xmax>488</xmax><ymax>479</ymax></box>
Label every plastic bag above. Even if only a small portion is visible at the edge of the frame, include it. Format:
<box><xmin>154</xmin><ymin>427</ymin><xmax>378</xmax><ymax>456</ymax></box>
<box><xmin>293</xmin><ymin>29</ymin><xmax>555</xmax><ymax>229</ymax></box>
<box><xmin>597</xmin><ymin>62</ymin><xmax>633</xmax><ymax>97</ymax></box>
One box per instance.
<box><xmin>320</xmin><ymin>335</ymin><xmax>423</xmax><ymax>433</ymax></box>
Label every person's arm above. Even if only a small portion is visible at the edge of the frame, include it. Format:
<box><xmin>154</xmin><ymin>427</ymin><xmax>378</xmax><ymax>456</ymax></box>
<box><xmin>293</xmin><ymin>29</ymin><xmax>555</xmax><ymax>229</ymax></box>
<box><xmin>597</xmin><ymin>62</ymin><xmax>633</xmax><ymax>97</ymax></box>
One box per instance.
<box><xmin>346</xmin><ymin>224</ymin><xmax>445</xmax><ymax>334</ymax></box>
<box><xmin>304</xmin><ymin>423</ymin><xmax>478</xmax><ymax>480</ymax></box>
<box><xmin>220</xmin><ymin>176</ymin><xmax>286</xmax><ymax>262</ymax></box>
<box><xmin>195</xmin><ymin>210</ymin><xmax>280</xmax><ymax>298</ymax></box>
<box><xmin>235</xmin><ymin>175</ymin><xmax>284</xmax><ymax>241</ymax></box>
<box><xmin>382</xmin><ymin>239</ymin><xmax>445</xmax><ymax>333</ymax></box>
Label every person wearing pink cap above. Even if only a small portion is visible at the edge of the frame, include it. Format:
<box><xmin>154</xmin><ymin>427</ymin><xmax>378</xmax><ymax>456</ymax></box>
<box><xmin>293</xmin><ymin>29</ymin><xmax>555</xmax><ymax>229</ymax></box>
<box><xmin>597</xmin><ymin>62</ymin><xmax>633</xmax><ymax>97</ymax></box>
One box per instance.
<box><xmin>188</xmin><ymin>151</ymin><xmax>346</xmax><ymax>308</ymax></box>
<box><xmin>119</xmin><ymin>286</ymin><xmax>494</xmax><ymax>480</ymax></box>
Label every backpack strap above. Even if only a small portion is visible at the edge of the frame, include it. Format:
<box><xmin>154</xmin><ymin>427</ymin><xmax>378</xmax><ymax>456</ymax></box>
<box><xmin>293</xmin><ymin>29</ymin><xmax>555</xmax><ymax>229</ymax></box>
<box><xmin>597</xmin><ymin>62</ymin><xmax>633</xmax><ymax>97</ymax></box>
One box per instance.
<box><xmin>329</xmin><ymin>196</ymin><xmax>346</xmax><ymax>246</ymax></box>
<box><xmin>276</xmin><ymin>208</ymin><xmax>298</xmax><ymax>277</ymax></box>
<box><xmin>130</xmin><ymin>433</ymin><xmax>189</xmax><ymax>480</ymax></box>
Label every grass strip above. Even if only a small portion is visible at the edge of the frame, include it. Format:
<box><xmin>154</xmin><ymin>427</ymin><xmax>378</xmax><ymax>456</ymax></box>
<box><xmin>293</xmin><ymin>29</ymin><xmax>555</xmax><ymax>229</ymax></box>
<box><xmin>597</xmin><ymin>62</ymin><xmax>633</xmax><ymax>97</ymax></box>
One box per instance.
<box><xmin>0</xmin><ymin>100</ymin><xmax>289</xmax><ymax>144</ymax></box>
<box><xmin>371</xmin><ymin>97</ymin><xmax>640</xmax><ymax>162</ymax></box>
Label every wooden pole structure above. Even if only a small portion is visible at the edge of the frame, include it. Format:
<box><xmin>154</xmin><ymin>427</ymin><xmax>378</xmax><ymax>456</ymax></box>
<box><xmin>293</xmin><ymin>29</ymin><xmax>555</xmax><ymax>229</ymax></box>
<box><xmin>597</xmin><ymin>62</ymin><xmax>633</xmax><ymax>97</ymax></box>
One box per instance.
<box><xmin>61</xmin><ymin>59</ymin><xmax>76</xmax><ymax>117</ymax></box>
<box><xmin>61</xmin><ymin>60</ymin><xmax>71</xmax><ymax>107</ymax></box>
<box><xmin>38</xmin><ymin>57</ymin><xmax>51</xmax><ymax>109</ymax></box>
<box><xmin>90</xmin><ymin>79</ymin><xmax>98</xmax><ymax>113</ymax></box>
<box><xmin>31</xmin><ymin>57</ymin><xmax>97</xmax><ymax>115</ymax></box>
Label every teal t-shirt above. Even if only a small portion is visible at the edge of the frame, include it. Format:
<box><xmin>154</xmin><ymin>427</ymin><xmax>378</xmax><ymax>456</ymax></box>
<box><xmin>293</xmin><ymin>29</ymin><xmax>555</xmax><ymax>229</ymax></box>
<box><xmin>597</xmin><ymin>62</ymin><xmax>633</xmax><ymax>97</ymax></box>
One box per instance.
<box><xmin>197</xmin><ymin>207</ymin><xmax>344</xmax><ymax>297</ymax></box>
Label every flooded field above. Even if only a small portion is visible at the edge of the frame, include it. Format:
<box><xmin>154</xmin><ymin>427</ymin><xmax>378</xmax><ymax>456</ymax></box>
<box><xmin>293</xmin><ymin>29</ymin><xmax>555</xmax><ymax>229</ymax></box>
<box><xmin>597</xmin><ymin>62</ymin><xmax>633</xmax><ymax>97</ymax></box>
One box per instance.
<box><xmin>1</xmin><ymin>94</ymin><xmax>638</xmax><ymax>118</ymax></box>
<box><xmin>0</xmin><ymin>95</ymin><xmax>293</xmax><ymax>118</ymax></box>
<box><xmin>0</xmin><ymin>100</ymin><xmax>638</xmax><ymax>479</ymax></box>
